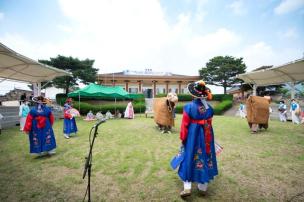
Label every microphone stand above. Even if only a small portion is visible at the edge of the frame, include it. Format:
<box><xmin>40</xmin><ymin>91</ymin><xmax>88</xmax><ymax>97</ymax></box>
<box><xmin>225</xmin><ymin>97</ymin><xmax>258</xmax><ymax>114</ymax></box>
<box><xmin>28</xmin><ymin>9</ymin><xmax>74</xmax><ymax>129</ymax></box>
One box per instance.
<box><xmin>82</xmin><ymin>119</ymin><xmax>106</xmax><ymax>202</ymax></box>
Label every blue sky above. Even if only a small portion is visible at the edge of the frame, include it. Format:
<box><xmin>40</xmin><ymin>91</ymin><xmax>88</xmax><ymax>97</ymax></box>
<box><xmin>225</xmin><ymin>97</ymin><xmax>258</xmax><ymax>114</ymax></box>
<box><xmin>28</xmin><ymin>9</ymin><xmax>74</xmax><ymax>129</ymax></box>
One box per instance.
<box><xmin>0</xmin><ymin>0</ymin><xmax>303</xmax><ymax>93</ymax></box>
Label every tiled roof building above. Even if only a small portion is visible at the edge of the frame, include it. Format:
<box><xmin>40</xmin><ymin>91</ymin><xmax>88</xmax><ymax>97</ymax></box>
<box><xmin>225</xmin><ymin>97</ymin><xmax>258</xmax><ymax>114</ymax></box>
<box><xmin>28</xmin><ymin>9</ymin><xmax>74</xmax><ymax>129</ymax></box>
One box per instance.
<box><xmin>97</xmin><ymin>69</ymin><xmax>200</xmax><ymax>98</ymax></box>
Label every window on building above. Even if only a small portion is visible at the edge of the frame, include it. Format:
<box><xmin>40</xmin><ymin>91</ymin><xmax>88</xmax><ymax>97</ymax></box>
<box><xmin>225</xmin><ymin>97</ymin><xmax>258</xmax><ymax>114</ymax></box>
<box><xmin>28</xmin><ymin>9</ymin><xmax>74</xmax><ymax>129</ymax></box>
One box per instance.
<box><xmin>129</xmin><ymin>88</ymin><xmax>138</xmax><ymax>93</ymax></box>
<box><xmin>156</xmin><ymin>88</ymin><xmax>163</xmax><ymax>94</ymax></box>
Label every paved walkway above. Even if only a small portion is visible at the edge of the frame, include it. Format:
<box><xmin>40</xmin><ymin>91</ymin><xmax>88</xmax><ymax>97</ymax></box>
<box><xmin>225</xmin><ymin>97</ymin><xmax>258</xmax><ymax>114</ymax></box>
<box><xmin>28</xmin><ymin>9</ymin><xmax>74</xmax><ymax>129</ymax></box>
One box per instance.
<box><xmin>223</xmin><ymin>102</ymin><xmax>292</xmax><ymax>121</ymax></box>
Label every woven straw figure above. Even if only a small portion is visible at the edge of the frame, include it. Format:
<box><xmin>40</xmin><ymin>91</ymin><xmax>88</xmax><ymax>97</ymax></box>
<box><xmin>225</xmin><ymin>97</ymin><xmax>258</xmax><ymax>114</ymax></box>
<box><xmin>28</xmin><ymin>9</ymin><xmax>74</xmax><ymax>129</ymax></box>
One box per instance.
<box><xmin>246</xmin><ymin>96</ymin><xmax>270</xmax><ymax>133</ymax></box>
<box><xmin>153</xmin><ymin>92</ymin><xmax>178</xmax><ymax>133</ymax></box>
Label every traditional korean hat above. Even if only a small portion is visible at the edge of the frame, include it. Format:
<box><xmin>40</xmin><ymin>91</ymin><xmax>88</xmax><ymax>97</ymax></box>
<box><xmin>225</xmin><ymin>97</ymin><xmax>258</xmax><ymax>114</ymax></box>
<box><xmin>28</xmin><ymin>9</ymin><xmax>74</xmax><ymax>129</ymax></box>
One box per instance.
<box><xmin>187</xmin><ymin>80</ymin><xmax>212</xmax><ymax>100</ymax></box>
<box><xmin>32</xmin><ymin>95</ymin><xmax>51</xmax><ymax>104</ymax></box>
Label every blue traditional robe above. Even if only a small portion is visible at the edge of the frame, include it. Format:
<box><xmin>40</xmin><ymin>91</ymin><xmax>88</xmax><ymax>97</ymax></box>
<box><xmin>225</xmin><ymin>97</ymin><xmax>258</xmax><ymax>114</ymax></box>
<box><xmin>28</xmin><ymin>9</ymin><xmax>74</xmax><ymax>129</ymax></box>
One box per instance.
<box><xmin>63</xmin><ymin>103</ymin><xmax>78</xmax><ymax>135</ymax></box>
<box><xmin>178</xmin><ymin>99</ymin><xmax>218</xmax><ymax>184</ymax></box>
<box><xmin>24</xmin><ymin>105</ymin><xmax>56</xmax><ymax>154</ymax></box>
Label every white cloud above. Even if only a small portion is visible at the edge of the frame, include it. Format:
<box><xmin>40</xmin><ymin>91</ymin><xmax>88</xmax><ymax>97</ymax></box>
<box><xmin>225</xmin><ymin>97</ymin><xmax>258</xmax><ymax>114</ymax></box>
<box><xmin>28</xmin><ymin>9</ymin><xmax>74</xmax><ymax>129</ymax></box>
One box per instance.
<box><xmin>278</xmin><ymin>28</ymin><xmax>299</xmax><ymax>39</ymax></box>
<box><xmin>56</xmin><ymin>24</ymin><xmax>73</xmax><ymax>33</ymax></box>
<box><xmin>1</xmin><ymin>0</ymin><xmax>301</xmax><ymax>80</ymax></box>
<box><xmin>0</xmin><ymin>0</ymin><xmax>240</xmax><ymax>77</ymax></box>
<box><xmin>0</xmin><ymin>12</ymin><xmax>4</xmax><ymax>20</ymax></box>
<box><xmin>274</xmin><ymin>0</ymin><xmax>304</xmax><ymax>15</ymax></box>
<box><xmin>228</xmin><ymin>0</ymin><xmax>248</xmax><ymax>16</ymax></box>
<box><xmin>186</xmin><ymin>28</ymin><xmax>240</xmax><ymax>56</ymax></box>
<box><xmin>240</xmin><ymin>42</ymin><xmax>276</xmax><ymax>71</ymax></box>
<box><xmin>239</xmin><ymin>41</ymin><xmax>302</xmax><ymax>72</ymax></box>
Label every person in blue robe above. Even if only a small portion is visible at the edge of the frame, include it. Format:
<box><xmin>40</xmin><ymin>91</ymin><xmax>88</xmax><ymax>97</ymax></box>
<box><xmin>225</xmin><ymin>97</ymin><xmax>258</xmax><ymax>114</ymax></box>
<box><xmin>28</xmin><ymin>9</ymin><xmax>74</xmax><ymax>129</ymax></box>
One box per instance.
<box><xmin>63</xmin><ymin>98</ymin><xmax>78</xmax><ymax>139</ymax></box>
<box><xmin>23</xmin><ymin>96</ymin><xmax>56</xmax><ymax>155</ymax></box>
<box><xmin>178</xmin><ymin>80</ymin><xmax>218</xmax><ymax>197</ymax></box>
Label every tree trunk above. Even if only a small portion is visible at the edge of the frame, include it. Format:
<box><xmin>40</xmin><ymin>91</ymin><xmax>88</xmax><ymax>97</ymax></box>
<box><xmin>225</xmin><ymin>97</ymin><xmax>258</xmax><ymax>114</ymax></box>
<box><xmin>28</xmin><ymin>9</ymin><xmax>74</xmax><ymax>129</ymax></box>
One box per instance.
<box><xmin>65</xmin><ymin>79</ymin><xmax>70</xmax><ymax>94</ymax></box>
<box><xmin>223</xmin><ymin>80</ymin><xmax>227</xmax><ymax>94</ymax></box>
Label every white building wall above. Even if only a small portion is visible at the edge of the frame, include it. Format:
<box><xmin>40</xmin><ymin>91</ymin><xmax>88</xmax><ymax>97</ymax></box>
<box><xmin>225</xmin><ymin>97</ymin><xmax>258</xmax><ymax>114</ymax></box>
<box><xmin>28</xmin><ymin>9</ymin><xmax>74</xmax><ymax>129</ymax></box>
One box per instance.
<box><xmin>43</xmin><ymin>87</ymin><xmax>65</xmax><ymax>99</ymax></box>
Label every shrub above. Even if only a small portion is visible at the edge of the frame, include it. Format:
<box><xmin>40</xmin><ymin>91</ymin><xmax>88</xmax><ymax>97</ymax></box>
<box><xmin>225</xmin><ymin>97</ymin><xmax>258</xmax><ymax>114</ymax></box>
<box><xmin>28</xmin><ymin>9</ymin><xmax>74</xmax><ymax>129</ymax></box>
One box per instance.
<box><xmin>74</xmin><ymin>102</ymin><xmax>145</xmax><ymax>115</ymax></box>
<box><xmin>175</xmin><ymin>105</ymin><xmax>184</xmax><ymax>114</ymax></box>
<box><xmin>130</xmin><ymin>93</ymin><xmax>145</xmax><ymax>104</ymax></box>
<box><xmin>212</xmin><ymin>94</ymin><xmax>233</xmax><ymax>101</ymax></box>
<box><xmin>174</xmin><ymin>94</ymin><xmax>233</xmax><ymax>114</ymax></box>
<box><xmin>177</xmin><ymin>94</ymin><xmax>192</xmax><ymax>101</ymax></box>
<box><xmin>155</xmin><ymin>93</ymin><xmax>166</xmax><ymax>98</ymax></box>
<box><xmin>213</xmin><ymin>100</ymin><xmax>233</xmax><ymax>115</ymax></box>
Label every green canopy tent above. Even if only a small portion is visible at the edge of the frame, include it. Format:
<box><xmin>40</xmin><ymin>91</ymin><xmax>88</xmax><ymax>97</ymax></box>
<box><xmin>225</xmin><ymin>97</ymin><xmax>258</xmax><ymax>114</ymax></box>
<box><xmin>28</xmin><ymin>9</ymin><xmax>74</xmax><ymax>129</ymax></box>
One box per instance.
<box><xmin>68</xmin><ymin>83</ymin><xmax>131</xmax><ymax>112</ymax></box>
<box><xmin>68</xmin><ymin>83</ymin><xmax>130</xmax><ymax>99</ymax></box>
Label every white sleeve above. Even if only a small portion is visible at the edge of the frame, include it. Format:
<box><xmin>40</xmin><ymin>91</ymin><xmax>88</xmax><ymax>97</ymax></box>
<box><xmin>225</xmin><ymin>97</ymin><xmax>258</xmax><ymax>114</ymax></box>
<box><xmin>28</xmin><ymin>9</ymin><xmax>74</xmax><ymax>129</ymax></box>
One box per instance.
<box><xmin>19</xmin><ymin>105</ymin><xmax>23</xmax><ymax>117</ymax></box>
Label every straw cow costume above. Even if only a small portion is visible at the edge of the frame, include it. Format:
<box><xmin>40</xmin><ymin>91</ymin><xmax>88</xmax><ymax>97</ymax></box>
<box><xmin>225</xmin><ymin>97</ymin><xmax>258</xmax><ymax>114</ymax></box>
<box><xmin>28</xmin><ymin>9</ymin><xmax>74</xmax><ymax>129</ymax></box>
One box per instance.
<box><xmin>246</xmin><ymin>96</ymin><xmax>270</xmax><ymax>133</ymax></box>
<box><xmin>153</xmin><ymin>92</ymin><xmax>178</xmax><ymax>133</ymax></box>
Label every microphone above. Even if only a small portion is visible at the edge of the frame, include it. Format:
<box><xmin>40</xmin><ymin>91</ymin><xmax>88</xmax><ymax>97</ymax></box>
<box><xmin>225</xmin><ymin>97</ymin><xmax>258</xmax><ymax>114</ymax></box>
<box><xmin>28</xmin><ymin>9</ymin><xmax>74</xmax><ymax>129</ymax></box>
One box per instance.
<box><xmin>93</xmin><ymin>118</ymin><xmax>106</xmax><ymax>128</ymax></box>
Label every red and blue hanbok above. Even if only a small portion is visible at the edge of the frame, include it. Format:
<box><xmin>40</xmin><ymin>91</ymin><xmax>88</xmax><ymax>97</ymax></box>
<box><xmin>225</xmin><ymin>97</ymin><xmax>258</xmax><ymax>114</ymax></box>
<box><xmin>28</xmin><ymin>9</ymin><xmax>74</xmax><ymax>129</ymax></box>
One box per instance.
<box><xmin>63</xmin><ymin>102</ymin><xmax>78</xmax><ymax>137</ymax></box>
<box><xmin>24</xmin><ymin>104</ymin><xmax>56</xmax><ymax>154</ymax></box>
<box><xmin>178</xmin><ymin>98</ymin><xmax>218</xmax><ymax>184</ymax></box>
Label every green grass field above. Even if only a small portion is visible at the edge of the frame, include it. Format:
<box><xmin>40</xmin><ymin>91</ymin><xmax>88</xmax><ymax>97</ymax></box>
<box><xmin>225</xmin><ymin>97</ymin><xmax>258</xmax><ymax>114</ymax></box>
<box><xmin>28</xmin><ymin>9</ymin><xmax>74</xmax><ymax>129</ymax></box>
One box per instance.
<box><xmin>0</xmin><ymin>115</ymin><xmax>303</xmax><ymax>201</ymax></box>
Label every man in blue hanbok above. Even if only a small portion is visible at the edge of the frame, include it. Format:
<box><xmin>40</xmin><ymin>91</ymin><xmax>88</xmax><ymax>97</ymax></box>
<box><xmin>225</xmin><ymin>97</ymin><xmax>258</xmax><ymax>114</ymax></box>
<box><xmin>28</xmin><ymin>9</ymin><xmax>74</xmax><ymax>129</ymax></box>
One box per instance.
<box><xmin>178</xmin><ymin>80</ymin><xmax>218</xmax><ymax>197</ymax></box>
<box><xmin>24</xmin><ymin>96</ymin><xmax>56</xmax><ymax>155</ymax></box>
<box><xmin>63</xmin><ymin>98</ymin><xmax>78</xmax><ymax>138</ymax></box>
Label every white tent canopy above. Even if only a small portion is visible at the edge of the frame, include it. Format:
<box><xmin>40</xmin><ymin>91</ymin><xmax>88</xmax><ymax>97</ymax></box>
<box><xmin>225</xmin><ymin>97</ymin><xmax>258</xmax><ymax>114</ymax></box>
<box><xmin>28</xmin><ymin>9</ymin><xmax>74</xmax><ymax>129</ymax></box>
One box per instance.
<box><xmin>0</xmin><ymin>42</ymin><xmax>71</xmax><ymax>95</ymax></box>
<box><xmin>237</xmin><ymin>58</ymin><xmax>304</xmax><ymax>98</ymax></box>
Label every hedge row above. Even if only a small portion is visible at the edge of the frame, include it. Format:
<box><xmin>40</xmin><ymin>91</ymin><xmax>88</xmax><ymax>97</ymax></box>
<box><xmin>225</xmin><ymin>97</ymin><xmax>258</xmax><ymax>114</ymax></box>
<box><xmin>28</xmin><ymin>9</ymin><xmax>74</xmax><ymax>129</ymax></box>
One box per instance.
<box><xmin>213</xmin><ymin>100</ymin><xmax>233</xmax><ymax>115</ymax></box>
<box><xmin>174</xmin><ymin>100</ymin><xmax>233</xmax><ymax>115</ymax></box>
<box><xmin>155</xmin><ymin>93</ymin><xmax>233</xmax><ymax>102</ymax></box>
<box><xmin>173</xmin><ymin>94</ymin><xmax>233</xmax><ymax>115</ymax></box>
<box><xmin>56</xmin><ymin>93</ymin><xmax>145</xmax><ymax>106</ymax></box>
<box><xmin>73</xmin><ymin>102</ymin><xmax>146</xmax><ymax>115</ymax></box>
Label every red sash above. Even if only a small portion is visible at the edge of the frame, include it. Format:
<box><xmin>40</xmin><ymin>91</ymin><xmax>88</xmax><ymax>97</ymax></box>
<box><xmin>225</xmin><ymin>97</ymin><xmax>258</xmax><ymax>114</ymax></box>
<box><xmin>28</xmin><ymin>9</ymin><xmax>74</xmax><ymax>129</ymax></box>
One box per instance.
<box><xmin>191</xmin><ymin>118</ymin><xmax>212</xmax><ymax>154</ymax></box>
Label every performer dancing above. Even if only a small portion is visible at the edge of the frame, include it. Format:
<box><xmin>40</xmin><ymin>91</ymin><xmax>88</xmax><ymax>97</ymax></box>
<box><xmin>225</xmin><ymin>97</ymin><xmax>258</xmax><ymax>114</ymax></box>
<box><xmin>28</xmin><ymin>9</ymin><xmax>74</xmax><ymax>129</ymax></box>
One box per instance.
<box><xmin>63</xmin><ymin>98</ymin><xmax>78</xmax><ymax>139</ymax></box>
<box><xmin>278</xmin><ymin>100</ymin><xmax>287</xmax><ymax>122</ymax></box>
<box><xmin>23</xmin><ymin>96</ymin><xmax>56</xmax><ymax>155</ymax></box>
<box><xmin>178</xmin><ymin>80</ymin><xmax>218</xmax><ymax>197</ymax></box>
<box><xmin>124</xmin><ymin>101</ymin><xmax>134</xmax><ymax>119</ymax></box>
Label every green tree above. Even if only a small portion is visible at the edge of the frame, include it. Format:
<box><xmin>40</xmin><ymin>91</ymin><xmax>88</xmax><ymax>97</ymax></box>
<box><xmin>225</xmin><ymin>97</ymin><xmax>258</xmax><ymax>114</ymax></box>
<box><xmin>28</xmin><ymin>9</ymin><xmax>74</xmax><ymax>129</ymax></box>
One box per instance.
<box><xmin>39</xmin><ymin>55</ymin><xmax>98</xmax><ymax>94</ymax></box>
<box><xmin>199</xmin><ymin>56</ymin><xmax>246</xmax><ymax>94</ymax></box>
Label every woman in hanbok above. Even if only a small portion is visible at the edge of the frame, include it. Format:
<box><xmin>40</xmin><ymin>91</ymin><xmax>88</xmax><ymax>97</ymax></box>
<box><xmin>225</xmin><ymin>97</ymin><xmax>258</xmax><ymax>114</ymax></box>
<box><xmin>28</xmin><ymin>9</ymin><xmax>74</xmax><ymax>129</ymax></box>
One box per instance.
<box><xmin>278</xmin><ymin>100</ymin><xmax>287</xmax><ymax>122</ymax></box>
<box><xmin>290</xmin><ymin>99</ymin><xmax>300</xmax><ymax>124</ymax></box>
<box><xmin>84</xmin><ymin>110</ymin><xmax>96</xmax><ymax>121</ymax></box>
<box><xmin>23</xmin><ymin>96</ymin><xmax>56</xmax><ymax>155</ymax></box>
<box><xmin>19</xmin><ymin>99</ymin><xmax>30</xmax><ymax>131</ymax></box>
<box><xmin>178</xmin><ymin>80</ymin><xmax>218</xmax><ymax>197</ymax></box>
<box><xmin>238</xmin><ymin>102</ymin><xmax>246</xmax><ymax>118</ymax></box>
<box><xmin>63</xmin><ymin>98</ymin><xmax>78</xmax><ymax>139</ymax></box>
<box><xmin>124</xmin><ymin>101</ymin><xmax>134</xmax><ymax>119</ymax></box>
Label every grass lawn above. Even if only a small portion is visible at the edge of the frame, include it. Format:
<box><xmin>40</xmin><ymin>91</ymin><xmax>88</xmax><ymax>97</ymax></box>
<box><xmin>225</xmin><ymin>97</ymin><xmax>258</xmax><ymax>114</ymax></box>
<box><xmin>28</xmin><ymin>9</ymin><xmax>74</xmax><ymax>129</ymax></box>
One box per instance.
<box><xmin>0</xmin><ymin>115</ymin><xmax>303</xmax><ymax>201</ymax></box>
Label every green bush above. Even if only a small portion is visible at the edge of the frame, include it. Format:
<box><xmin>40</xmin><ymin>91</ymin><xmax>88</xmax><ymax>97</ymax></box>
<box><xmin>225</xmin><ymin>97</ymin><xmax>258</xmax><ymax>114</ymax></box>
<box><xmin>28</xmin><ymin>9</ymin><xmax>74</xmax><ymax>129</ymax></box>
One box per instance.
<box><xmin>212</xmin><ymin>94</ymin><xmax>233</xmax><ymax>101</ymax></box>
<box><xmin>213</xmin><ymin>100</ymin><xmax>233</xmax><ymax>115</ymax></box>
<box><xmin>56</xmin><ymin>93</ymin><xmax>67</xmax><ymax>106</ymax></box>
<box><xmin>175</xmin><ymin>105</ymin><xmax>184</xmax><ymax>114</ymax></box>
<box><xmin>177</xmin><ymin>94</ymin><xmax>192</xmax><ymax>101</ymax></box>
<box><xmin>174</xmin><ymin>94</ymin><xmax>233</xmax><ymax>114</ymax></box>
<box><xmin>74</xmin><ymin>102</ymin><xmax>145</xmax><ymax>115</ymax></box>
<box><xmin>130</xmin><ymin>93</ymin><xmax>145</xmax><ymax>104</ymax></box>
<box><xmin>156</xmin><ymin>93</ymin><xmax>233</xmax><ymax>102</ymax></box>
<box><xmin>155</xmin><ymin>93</ymin><xmax>166</xmax><ymax>98</ymax></box>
